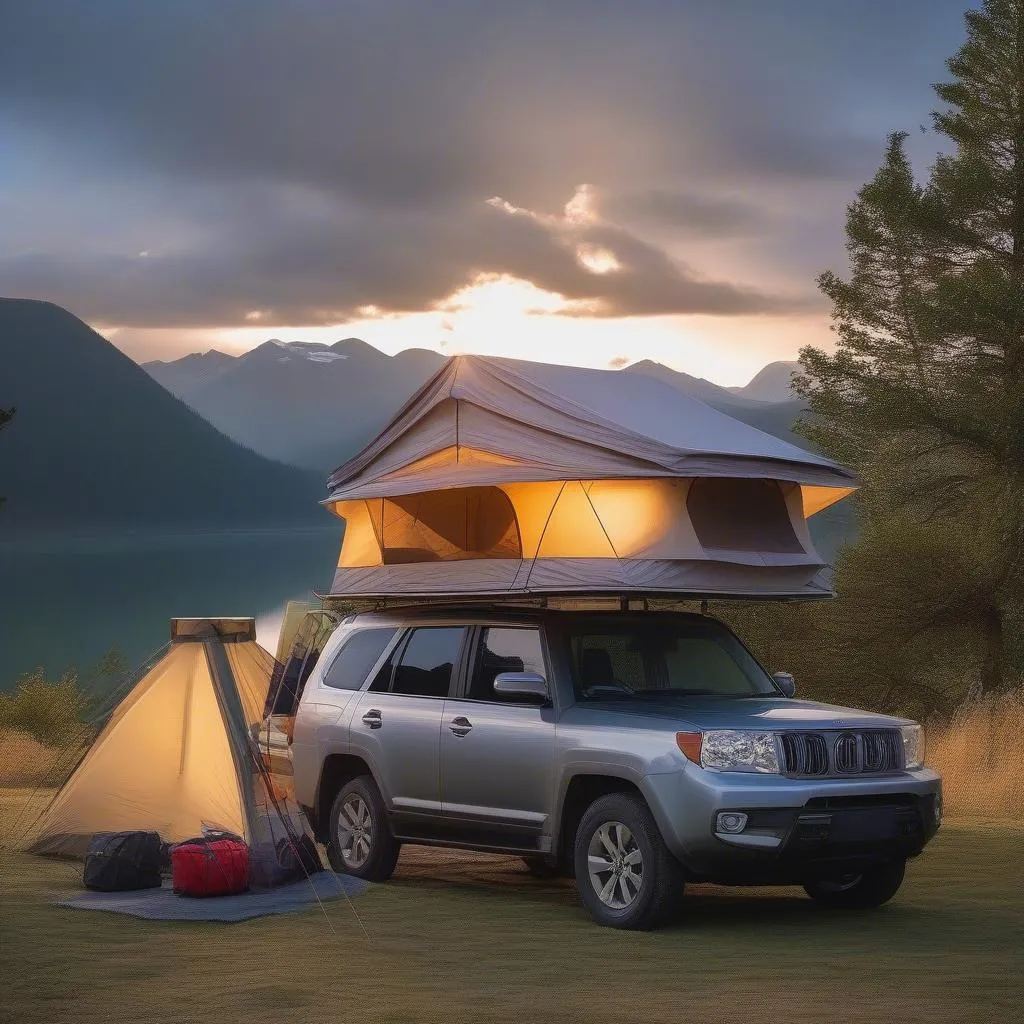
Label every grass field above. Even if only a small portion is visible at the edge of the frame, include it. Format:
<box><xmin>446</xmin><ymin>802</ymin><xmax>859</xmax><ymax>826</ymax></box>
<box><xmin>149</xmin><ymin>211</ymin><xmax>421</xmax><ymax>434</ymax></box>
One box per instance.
<box><xmin>2</xmin><ymin>806</ymin><xmax>1021</xmax><ymax>1024</ymax></box>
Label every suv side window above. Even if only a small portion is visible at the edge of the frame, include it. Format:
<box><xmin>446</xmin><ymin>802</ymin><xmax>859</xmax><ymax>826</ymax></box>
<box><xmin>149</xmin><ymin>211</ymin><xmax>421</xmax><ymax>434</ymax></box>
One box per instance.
<box><xmin>469</xmin><ymin>627</ymin><xmax>546</xmax><ymax>702</ymax></box>
<box><xmin>390</xmin><ymin>627</ymin><xmax>465</xmax><ymax>698</ymax></box>
<box><xmin>322</xmin><ymin>628</ymin><xmax>397</xmax><ymax>690</ymax></box>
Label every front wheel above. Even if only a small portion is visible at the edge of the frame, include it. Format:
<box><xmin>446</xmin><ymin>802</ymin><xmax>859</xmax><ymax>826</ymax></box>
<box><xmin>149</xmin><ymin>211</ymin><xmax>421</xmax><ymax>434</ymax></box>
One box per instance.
<box><xmin>803</xmin><ymin>859</ymin><xmax>906</xmax><ymax>909</ymax></box>
<box><xmin>326</xmin><ymin>775</ymin><xmax>400</xmax><ymax>882</ymax></box>
<box><xmin>573</xmin><ymin>792</ymin><xmax>685</xmax><ymax>930</ymax></box>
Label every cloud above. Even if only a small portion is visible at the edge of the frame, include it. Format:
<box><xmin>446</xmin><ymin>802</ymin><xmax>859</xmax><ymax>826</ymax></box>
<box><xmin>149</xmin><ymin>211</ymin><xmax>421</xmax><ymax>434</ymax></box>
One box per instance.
<box><xmin>608</xmin><ymin>356</ymin><xmax>630</xmax><ymax>369</ymax></box>
<box><xmin>0</xmin><ymin>183</ymin><xmax>810</xmax><ymax>325</ymax></box>
<box><xmin>602</xmin><ymin>190</ymin><xmax>771</xmax><ymax>237</ymax></box>
<box><xmin>0</xmin><ymin>0</ymin><xmax>970</xmax><ymax>333</ymax></box>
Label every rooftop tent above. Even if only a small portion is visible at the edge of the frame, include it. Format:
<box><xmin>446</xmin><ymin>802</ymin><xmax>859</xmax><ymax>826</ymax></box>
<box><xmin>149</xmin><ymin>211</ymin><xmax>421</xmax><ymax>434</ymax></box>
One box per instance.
<box><xmin>26</xmin><ymin>618</ymin><xmax>307</xmax><ymax>859</ymax></box>
<box><xmin>324</xmin><ymin>355</ymin><xmax>857</xmax><ymax>600</ymax></box>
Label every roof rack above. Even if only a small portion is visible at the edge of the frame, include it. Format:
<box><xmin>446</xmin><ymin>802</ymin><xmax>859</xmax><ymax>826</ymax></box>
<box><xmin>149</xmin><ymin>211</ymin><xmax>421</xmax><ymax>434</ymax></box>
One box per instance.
<box><xmin>311</xmin><ymin>591</ymin><xmax>816</xmax><ymax>613</ymax></box>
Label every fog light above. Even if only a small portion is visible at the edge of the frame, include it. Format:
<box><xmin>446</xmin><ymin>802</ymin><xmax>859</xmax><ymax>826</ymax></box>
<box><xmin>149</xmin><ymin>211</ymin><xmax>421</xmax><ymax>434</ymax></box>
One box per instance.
<box><xmin>716</xmin><ymin>812</ymin><xmax>748</xmax><ymax>834</ymax></box>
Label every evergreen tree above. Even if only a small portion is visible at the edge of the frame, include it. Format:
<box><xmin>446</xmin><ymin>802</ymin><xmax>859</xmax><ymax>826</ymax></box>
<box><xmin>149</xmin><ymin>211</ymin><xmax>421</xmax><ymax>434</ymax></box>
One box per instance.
<box><xmin>796</xmin><ymin>0</ymin><xmax>1024</xmax><ymax>694</ymax></box>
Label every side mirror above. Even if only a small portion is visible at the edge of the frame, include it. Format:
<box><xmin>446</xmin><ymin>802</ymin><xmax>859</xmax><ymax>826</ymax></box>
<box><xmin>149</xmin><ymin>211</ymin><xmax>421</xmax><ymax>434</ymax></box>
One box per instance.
<box><xmin>493</xmin><ymin>671</ymin><xmax>549</xmax><ymax>702</ymax></box>
<box><xmin>773</xmin><ymin>671</ymin><xmax>796</xmax><ymax>698</ymax></box>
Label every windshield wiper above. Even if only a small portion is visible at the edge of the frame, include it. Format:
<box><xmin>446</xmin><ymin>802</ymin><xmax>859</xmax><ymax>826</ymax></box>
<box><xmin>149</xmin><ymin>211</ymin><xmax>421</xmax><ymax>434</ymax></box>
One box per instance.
<box><xmin>632</xmin><ymin>688</ymin><xmax>720</xmax><ymax>698</ymax></box>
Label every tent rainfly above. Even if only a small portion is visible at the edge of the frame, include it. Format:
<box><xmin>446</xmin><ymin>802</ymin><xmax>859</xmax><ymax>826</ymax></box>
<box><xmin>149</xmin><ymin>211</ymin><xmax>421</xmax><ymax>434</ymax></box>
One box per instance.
<box><xmin>323</xmin><ymin>355</ymin><xmax>857</xmax><ymax>601</ymax></box>
<box><xmin>27</xmin><ymin>618</ymin><xmax>304</xmax><ymax>859</ymax></box>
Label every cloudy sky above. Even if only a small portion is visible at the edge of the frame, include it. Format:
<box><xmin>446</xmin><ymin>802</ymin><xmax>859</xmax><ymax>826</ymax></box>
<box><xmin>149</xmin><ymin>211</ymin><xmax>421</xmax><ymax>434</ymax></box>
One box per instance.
<box><xmin>1</xmin><ymin>1</ymin><xmax>973</xmax><ymax>383</ymax></box>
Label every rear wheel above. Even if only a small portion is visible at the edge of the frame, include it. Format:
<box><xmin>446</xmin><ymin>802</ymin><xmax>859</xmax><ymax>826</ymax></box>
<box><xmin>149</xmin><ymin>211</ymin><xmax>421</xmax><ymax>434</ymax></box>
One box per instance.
<box><xmin>803</xmin><ymin>859</ymin><xmax>906</xmax><ymax>909</ymax></box>
<box><xmin>573</xmin><ymin>792</ymin><xmax>685</xmax><ymax>930</ymax></box>
<box><xmin>326</xmin><ymin>775</ymin><xmax>400</xmax><ymax>882</ymax></box>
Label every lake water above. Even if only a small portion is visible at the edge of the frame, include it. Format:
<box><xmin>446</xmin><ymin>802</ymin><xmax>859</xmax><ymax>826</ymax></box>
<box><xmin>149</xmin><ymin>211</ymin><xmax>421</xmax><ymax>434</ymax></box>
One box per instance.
<box><xmin>0</xmin><ymin>527</ymin><xmax>342</xmax><ymax>692</ymax></box>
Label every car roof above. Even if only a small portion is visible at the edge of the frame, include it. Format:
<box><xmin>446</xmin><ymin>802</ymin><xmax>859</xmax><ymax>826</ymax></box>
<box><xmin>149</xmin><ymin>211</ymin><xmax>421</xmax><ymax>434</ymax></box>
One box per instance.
<box><xmin>342</xmin><ymin>605</ymin><xmax>714</xmax><ymax>627</ymax></box>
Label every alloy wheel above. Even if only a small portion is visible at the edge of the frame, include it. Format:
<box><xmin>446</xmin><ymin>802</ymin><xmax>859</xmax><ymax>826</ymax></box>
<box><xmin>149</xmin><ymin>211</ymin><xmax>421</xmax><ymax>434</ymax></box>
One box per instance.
<box><xmin>587</xmin><ymin>820</ymin><xmax>644</xmax><ymax>909</ymax></box>
<box><xmin>337</xmin><ymin>794</ymin><xmax>373</xmax><ymax>869</ymax></box>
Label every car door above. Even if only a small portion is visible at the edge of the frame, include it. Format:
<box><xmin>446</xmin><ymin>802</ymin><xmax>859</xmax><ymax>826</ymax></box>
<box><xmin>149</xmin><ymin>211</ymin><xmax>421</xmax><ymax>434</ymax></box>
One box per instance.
<box><xmin>349</xmin><ymin>625</ymin><xmax>468</xmax><ymax>832</ymax></box>
<box><xmin>440</xmin><ymin>625</ymin><xmax>557</xmax><ymax>840</ymax></box>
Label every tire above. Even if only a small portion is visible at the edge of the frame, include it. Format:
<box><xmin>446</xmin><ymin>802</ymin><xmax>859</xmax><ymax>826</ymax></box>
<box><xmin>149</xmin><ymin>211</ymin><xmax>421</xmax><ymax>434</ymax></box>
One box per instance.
<box><xmin>326</xmin><ymin>775</ymin><xmax>400</xmax><ymax>882</ymax></box>
<box><xmin>573</xmin><ymin>792</ymin><xmax>685</xmax><ymax>930</ymax></box>
<box><xmin>803</xmin><ymin>859</ymin><xmax>906</xmax><ymax>909</ymax></box>
<box><xmin>522</xmin><ymin>856</ymin><xmax>561</xmax><ymax>879</ymax></box>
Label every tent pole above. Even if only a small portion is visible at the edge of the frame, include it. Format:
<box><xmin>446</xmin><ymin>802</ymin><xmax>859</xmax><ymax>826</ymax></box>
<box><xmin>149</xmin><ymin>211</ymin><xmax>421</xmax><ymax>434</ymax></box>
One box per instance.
<box><xmin>203</xmin><ymin>633</ymin><xmax>260</xmax><ymax>836</ymax></box>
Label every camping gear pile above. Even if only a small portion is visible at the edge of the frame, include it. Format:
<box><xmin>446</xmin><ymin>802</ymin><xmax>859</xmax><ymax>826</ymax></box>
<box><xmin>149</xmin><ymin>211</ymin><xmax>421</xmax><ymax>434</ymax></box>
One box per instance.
<box><xmin>170</xmin><ymin>832</ymin><xmax>250</xmax><ymax>897</ymax></box>
<box><xmin>25</xmin><ymin>617</ymin><xmax>324</xmax><ymax>901</ymax></box>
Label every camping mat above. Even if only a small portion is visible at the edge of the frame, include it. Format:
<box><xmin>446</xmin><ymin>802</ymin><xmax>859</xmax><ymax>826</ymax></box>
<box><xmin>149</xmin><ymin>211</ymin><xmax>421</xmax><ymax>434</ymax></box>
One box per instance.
<box><xmin>52</xmin><ymin>871</ymin><xmax>368</xmax><ymax>922</ymax></box>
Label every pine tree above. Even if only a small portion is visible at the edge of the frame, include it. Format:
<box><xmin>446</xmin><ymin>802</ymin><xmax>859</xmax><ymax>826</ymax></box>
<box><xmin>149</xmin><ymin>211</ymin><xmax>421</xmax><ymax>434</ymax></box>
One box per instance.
<box><xmin>796</xmin><ymin>0</ymin><xmax>1024</xmax><ymax>694</ymax></box>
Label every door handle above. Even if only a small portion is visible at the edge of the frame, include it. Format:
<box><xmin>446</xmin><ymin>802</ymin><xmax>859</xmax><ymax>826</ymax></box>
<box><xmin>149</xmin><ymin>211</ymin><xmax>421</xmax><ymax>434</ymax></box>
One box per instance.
<box><xmin>449</xmin><ymin>715</ymin><xmax>473</xmax><ymax>737</ymax></box>
<box><xmin>361</xmin><ymin>709</ymin><xmax>383</xmax><ymax>729</ymax></box>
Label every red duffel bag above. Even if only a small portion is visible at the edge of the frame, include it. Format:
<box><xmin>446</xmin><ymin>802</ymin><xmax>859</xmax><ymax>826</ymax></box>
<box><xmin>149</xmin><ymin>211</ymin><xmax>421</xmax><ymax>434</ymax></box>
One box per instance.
<box><xmin>171</xmin><ymin>835</ymin><xmax>249</xmax><ymax>897</ymax></box>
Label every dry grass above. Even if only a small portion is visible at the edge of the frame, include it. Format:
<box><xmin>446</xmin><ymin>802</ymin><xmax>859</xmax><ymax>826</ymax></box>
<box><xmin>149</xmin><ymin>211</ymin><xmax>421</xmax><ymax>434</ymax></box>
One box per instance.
<box><xmin>1</xmin><ymin>816</ymin><xmax>1021</xmax><ymax>1024</ymax></box>
<box><xmin>0</xmin><ymin>729</ymin><xmax>84</xmax><ymax>787</ymax></box>
<box><xmin>926</xmin><ymin>690</ymin><xmax>1024</xmax><ymax>820</ymax></box>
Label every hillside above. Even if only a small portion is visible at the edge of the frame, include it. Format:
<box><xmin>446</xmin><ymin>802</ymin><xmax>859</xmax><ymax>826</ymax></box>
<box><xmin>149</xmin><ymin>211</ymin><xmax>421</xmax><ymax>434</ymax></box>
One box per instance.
<box><xmin>0</xmin><ymin>299</ymin><xmax>327</xmax><ymax>535</ymax></box>
<box><xmin>144</xmin><ymin>338</ymin><xmax>445</xmax><ymax>473</ymax></box>
<box><xmin>730</xmin><ymin>360</ymin><xmax>801</xmax><ymax>403</ymax></box>
<box><xmin>144</xmin><ymin>348</ymin><xmax>236</xmax><ymax>395</ymax></box>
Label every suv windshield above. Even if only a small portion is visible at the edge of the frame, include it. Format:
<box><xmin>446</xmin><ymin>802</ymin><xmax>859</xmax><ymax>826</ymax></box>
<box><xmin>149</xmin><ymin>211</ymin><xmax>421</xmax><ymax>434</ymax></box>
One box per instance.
<box><xmin>568</xmin><ymin>617</ymin><xmax>776</xmax><ymax>701</ymax></box>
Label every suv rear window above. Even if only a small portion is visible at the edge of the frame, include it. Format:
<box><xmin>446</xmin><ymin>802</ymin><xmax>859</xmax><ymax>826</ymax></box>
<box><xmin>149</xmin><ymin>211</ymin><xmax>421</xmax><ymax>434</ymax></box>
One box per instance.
<box><xmin>322</xmin><ymin>628</ymin><xmax>397</xmax><ymax>690</ymax></box>
<box><xmin>391</xmin><ymin>627</ymin><xmax>465</xmax><ymax>698</ymax></box>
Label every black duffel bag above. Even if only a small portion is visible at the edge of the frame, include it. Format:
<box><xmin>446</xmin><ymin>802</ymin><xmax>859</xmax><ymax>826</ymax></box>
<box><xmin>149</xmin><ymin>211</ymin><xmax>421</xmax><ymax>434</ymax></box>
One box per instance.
<box><xmin>83</xmin><ymin>831</ymin><xmax>164</xmax><ymax>892</ymax></box>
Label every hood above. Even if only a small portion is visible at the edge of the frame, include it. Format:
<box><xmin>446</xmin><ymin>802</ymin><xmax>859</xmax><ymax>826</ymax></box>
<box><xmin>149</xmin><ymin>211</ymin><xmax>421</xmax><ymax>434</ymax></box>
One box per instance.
<box><xmin>570</xmin><ymin>696</ymin><xmax>912</xmax><ymax>732</ymax></box>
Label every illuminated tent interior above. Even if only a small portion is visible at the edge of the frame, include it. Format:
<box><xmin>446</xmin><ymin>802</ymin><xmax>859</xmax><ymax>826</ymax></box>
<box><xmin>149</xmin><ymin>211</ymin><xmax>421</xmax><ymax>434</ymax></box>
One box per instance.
<box><xmin>26</xmin><ymin>618</ymin><xmax>307</xmax><ymax>859</ymax></box>
<box><xmin>325</xmin><ymin>355</ymin><xmax>857</xmax><ymax>600</ymax></box>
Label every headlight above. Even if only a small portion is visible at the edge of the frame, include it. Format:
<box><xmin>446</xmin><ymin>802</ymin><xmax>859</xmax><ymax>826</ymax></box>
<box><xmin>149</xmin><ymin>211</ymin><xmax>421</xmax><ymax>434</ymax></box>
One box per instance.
<box><xmin>695</xmin><ymin>730</ymin><xmax>781</xmax><ymax>774</ymax></box>
<box><xmin>901</xmin><ymin>724</ymin><xmax>925</xmax><ymax>769</ymax></box>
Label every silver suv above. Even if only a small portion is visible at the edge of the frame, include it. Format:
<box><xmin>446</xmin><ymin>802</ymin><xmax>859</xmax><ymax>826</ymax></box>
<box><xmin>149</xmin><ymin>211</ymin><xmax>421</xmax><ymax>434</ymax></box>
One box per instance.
<box><xmin>290</xmin><ymin>607</ymin><xmax>942</xmax><ymax>929</ymax></box>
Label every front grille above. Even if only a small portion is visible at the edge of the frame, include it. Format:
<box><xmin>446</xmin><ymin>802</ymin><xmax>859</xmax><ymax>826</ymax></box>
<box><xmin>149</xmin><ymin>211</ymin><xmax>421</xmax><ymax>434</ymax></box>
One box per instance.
<box><xmin>781</xmin><ymin>729</ymin><xmax>902</xmax><ymax>777</ymax></box>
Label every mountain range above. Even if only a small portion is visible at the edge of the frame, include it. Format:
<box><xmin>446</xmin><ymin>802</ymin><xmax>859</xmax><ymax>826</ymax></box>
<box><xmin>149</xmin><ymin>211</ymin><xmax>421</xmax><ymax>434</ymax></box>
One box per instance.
<box><xmin>0</xmin><ymin>299</ymin><xmax>850</xmax><ymax>556</ymax></box>
<box><xmin>143</xmin><ymin>338</ymin><xmax>851</xmax><ymax>559</ymax></box>
<box><xmin>0</xmin><ymin>299</ymin><xmax>325</xmax><ymax>536</ymax></box>
<box><xmin>145</xmin><ymin>338</ymin><xmax>444</xmax><ymax>474</ymax></box>
<box><xmin>145</xmin><ymin>345</ymin><xmax>804</xmax><ymax>474</ymax></box>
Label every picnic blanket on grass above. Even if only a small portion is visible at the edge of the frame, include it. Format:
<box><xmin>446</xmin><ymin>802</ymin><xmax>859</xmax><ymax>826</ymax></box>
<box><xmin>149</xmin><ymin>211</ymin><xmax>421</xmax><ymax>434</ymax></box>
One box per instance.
<box><xmin>53</xmin><ymin>871</ymin><xmax>367</xmax><ymax>922</ymax></box>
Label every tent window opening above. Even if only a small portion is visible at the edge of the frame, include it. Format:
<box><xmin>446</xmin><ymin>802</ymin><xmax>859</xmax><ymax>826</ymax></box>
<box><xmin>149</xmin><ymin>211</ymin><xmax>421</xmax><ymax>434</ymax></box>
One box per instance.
<box><xmin>381</xmin><ymin>487</ymin><xmax>522</xmax><ymax>564</ymax></box>
<box><xmin>323</xmin><ymin>628</ymin><xmax>397</xmax><ymax>690</ymax></box>
<box><xmin>686</xmin><ymin>478</ymin><xmax>803</xmax><ymax>553</ymax></box>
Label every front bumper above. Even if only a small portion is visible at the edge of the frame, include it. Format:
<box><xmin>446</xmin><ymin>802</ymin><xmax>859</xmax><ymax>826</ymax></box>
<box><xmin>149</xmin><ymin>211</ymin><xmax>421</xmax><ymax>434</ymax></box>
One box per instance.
<box><xmin>644</xmin><ymin>766</ymin><xmax>942</xmax><ymax>885</ymax></box>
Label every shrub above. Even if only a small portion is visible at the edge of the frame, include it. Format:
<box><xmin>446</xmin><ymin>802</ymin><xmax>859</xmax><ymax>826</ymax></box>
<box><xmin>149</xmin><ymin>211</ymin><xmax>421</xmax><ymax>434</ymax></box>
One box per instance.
<box><xmin>0</xmin><ymin>668</ymin><xmax>93</xmax><ymax>748</ymax></box>
<box><xmin>926</xmin><ymin>688</ymin><xmax>1024</xmax><ymax>820</ymax></box>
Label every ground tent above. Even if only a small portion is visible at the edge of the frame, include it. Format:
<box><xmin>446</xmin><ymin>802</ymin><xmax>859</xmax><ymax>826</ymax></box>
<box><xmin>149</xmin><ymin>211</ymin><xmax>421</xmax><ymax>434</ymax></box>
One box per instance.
<box><xmin>26</xmin><ymin>617</ymin><xmax>307</xmax><ymax>859</ymax></box>
<box><xmin>324</xmin><ymin>355</ymin><xmax>857</xmax><ymax>600</ymax></box>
